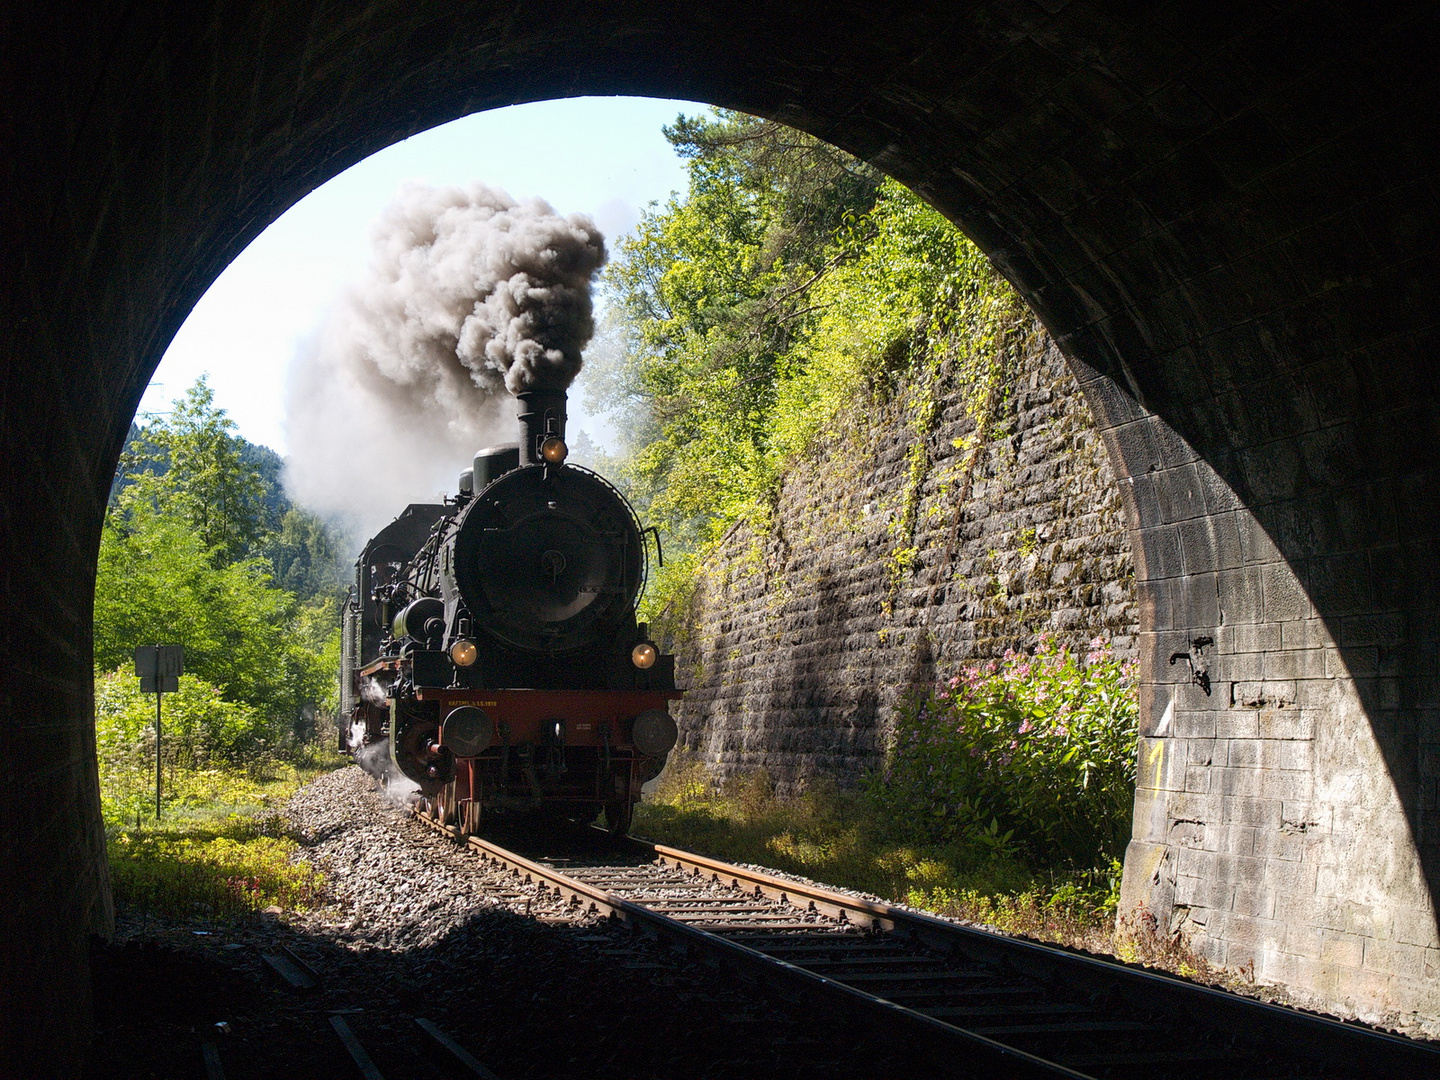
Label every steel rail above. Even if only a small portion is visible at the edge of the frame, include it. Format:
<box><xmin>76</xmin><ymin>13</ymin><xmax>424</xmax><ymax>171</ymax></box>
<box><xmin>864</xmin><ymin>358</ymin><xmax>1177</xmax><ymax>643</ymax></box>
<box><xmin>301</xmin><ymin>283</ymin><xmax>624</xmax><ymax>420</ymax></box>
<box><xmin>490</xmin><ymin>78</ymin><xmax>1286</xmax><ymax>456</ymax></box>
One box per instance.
<box><xmin>650</xmin><ymin>844</ymin><xmax>1440</xmax><ymax>1076</ymax></box>
<box><xmin>413</xmin><ymin>811</ymin><xmax>1440</xmax><ymax>1077</ymax></box>
<box><xmin>415</xmin><ymin>814</ymin><xmax>1092</xmax><ymax>1078</ymax></box>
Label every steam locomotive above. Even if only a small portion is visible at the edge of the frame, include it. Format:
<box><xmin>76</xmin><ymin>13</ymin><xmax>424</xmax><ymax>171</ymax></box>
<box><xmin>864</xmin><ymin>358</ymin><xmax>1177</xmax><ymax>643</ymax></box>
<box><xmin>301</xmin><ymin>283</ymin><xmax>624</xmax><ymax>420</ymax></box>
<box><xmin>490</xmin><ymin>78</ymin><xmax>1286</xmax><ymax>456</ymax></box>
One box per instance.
<box><xmin>340</xmin><ymin>389</ymin><xmax>681</xmax><ymax>835</ymax></box>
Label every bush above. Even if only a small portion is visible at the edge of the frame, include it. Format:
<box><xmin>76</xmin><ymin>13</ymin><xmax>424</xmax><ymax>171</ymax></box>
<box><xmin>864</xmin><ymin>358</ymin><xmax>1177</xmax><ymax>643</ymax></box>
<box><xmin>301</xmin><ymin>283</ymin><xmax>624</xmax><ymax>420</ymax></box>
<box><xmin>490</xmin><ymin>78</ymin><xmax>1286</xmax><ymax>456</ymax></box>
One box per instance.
<box><xmin>107</xmin><ymin>817</ymin><xmax>323</xmax><ymax>920</ymax></box>
<box><xmin>102</xmin><ymin>762</ymin><xmax>329</xmax><ymax>920</ymax></box>
<box><xmin>96</xmin><ymin>668</ymin><xmax>272</xmax><ymax>822</ymax></box>
<box><xmin>872</xmin><ymin>635</ymin><xmax>1138</xmax><ymax>867</ymax></box>
<box><xmin>634</xmin><ymin>751</ymin><xmax>1122</xmax><ymax>949</ymax></box>
<box><xmin>94</xmin><ymin>496</ymin><xmax>335</xmax><ymax>744</ymax></box>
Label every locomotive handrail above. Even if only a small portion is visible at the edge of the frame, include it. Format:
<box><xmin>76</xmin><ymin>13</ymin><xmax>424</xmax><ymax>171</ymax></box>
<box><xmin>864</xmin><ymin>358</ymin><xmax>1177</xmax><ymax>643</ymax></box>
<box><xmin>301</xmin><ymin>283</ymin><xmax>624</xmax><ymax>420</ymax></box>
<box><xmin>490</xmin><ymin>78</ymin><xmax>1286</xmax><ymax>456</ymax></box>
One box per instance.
<box><xmin>642</xmin><ymin>525</ymin><xmax>664</xmax><ymax>567</ymax></box>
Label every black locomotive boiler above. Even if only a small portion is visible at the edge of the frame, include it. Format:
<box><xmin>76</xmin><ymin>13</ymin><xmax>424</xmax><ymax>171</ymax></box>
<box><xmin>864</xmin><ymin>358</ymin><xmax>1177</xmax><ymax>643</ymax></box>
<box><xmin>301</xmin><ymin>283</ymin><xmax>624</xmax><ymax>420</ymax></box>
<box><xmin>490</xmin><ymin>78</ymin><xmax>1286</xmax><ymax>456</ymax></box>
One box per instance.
<box><xmin>340</xmin><ymin>389</ymin><xmax>681</xmax><ymax>835</ymax></box>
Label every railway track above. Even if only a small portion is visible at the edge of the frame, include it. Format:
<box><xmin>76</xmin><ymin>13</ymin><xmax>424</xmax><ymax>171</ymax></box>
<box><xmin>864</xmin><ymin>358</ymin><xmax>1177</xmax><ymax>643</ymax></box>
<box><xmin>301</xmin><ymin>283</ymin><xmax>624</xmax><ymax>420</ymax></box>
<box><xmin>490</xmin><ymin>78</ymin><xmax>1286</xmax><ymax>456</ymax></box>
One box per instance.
<box><xmin>238</xmin><ymin>937</ymin><xmax>506</xmax><ymax>1080</ymax></box>
<box><xmin>414</xmin><ymin>808</ymin><xmax>1440</xmax><ymax>1079</ymax></box>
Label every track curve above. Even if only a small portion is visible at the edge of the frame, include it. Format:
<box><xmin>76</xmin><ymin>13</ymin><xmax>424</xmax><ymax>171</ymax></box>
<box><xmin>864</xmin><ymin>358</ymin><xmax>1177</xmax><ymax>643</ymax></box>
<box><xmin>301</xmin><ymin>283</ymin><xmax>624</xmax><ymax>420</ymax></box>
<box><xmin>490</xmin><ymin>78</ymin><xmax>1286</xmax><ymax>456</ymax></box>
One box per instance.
<box><xmin>413</xmin><ymin>810</ymin><xmax>1440</xmax><ymax>1079</ymax></box>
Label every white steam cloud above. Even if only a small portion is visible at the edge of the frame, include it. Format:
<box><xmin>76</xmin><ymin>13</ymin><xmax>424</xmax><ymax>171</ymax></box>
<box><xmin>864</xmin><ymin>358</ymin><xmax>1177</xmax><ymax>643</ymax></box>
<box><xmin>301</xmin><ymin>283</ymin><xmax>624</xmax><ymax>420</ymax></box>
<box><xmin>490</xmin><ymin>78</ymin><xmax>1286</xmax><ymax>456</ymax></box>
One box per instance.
<box><xmin>284</xmin><ymin>182</ymin><xmax>607</xmax><ymax>530</ymax></box>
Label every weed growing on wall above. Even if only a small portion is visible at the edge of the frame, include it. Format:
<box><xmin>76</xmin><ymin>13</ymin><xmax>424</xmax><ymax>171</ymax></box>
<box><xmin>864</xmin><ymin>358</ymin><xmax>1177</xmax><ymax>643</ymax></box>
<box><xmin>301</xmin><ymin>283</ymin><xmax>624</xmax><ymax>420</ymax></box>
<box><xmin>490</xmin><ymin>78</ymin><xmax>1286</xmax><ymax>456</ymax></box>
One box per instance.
<box><xmin>873</xmin><ymin>635</ymin><xmax>1138</xmax><ymax>868</ymax></box>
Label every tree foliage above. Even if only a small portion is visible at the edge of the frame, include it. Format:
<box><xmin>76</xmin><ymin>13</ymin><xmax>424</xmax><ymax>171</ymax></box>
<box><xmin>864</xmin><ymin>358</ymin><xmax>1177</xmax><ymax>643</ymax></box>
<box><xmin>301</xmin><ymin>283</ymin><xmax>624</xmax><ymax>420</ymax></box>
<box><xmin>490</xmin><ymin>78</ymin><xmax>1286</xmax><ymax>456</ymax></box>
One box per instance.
<box><xmin>592</xmin><ymin>113</ymin><xmax>881</xmax><ymax>540</ymax></box>
<box><xmin>117</xmin><ymin>377</ymin><xmax>268</xmax><ymax>563</ymax></box>
<box><xmin>94</xmin><ymin>493</ymin><xmax>332</xmax><ymax>743</ymax></box>
<box><xmin>98</xmin><ymin>379</ymin><xmax>347</xmax><ymax>769</ymax></box>
<box><xmin>871</xmin><ymin>637</ymin><xmax>1139</xmax><ymax>868</ymax></box>
<box><xmin>591</xmin><ymin>110</ymin><xmax>1026</xmax><ymax>557</ymax></box>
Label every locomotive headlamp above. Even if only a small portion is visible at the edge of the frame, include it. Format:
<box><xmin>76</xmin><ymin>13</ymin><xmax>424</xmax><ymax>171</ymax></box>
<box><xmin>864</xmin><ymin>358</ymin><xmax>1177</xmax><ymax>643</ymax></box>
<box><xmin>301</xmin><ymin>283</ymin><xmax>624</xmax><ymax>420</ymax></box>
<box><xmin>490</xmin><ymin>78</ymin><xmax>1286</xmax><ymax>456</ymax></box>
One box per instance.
<box><xmin>631</xmin><ymin>642</ymin><xmax>658</xmax><ymax>670</ymax></box>
<box><xmin>449</xmin><ymin>639</ymin><xmax>479</xmax><ymax>667</ymax></box>
<box><xmin>540</xmin><ymin>436</ymin><xmax>568</xmax><ymax>464</ymax></box>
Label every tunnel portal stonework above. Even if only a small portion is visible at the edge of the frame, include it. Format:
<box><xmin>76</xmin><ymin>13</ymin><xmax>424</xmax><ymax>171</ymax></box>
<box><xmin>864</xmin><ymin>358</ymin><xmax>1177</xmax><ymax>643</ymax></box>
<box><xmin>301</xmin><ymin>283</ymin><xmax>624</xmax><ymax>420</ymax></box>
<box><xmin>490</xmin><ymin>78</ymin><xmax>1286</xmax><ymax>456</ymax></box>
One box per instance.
<box><xmin>7</xmin><ymin>1</ymin><xmax>1440</xmax><ymax>1070</ymax></box>
<box><xmin>1095</xmin><ymin>372</ymin><xmax>1440</xmax><ymax>1032</ymax></box>
<box><xmin>659</xmin><ymin>324</ymin><xmax>1138</xmax><ymax>793</ymax></box>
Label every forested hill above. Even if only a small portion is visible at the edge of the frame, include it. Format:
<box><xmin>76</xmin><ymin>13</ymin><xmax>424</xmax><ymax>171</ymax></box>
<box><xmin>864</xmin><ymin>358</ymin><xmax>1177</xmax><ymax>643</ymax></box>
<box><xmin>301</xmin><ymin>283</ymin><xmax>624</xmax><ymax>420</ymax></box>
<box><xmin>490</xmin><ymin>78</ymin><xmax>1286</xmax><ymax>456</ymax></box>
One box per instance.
<box><xmin>110</xmin><ymin>386</ymin><xmax>352</xmax><ymax>608</ymax></box>
<box><xmin>96</xmin><ymin>377</ymin><xmax>351</xmax><ymax>760</ymax></box>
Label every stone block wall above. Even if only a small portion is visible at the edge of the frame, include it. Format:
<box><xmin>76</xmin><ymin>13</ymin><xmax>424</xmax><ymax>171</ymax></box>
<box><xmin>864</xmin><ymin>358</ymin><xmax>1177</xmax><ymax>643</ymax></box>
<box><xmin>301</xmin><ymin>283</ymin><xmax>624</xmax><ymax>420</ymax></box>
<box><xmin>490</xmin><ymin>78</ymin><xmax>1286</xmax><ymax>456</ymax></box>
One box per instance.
<box><xmin>655</xmin><ymin>322</ymin><xmax>1137</xmax><ymax>792</ymax></box>
<box><xmin>1088</xmin><ymin>367</ymin><xmax>1440</xmax><ymax>1035</ymax></box>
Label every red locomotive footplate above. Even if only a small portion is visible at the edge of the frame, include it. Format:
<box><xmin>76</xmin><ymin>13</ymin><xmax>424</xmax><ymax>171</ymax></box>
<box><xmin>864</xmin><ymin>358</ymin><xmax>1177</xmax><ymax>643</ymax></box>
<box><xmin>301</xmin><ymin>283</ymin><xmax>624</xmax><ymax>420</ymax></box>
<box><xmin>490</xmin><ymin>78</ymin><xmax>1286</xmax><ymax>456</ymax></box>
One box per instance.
<box><xmin>414</xmin><ymin>687</ymin><xmax>680</xmax><ymax>748</ymax></box>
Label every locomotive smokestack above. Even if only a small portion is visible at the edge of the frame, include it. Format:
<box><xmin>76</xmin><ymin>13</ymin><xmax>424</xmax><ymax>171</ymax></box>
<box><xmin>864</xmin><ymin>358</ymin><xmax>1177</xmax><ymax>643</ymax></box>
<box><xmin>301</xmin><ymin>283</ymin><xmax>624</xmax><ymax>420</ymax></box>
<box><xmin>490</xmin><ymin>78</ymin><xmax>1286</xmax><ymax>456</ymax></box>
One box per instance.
<box><xmin>517</xmin><ymin>389</ymin><xmax>567</xmax><ymax>465</ymax></box>
<box><xmin>282</xmin><ymin>182</ymin><xmax>605</xmax><ymax>527</ymax></box>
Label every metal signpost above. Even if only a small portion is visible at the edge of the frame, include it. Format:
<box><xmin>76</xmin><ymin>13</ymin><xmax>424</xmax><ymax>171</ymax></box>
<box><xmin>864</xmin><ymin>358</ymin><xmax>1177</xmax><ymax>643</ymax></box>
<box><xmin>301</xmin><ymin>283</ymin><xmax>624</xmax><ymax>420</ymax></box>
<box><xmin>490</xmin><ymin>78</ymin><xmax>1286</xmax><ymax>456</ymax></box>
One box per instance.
<box><xmin>134</xmin><ymin>644</ymin><xmax>183</xmax><ymax>819</ymax></box>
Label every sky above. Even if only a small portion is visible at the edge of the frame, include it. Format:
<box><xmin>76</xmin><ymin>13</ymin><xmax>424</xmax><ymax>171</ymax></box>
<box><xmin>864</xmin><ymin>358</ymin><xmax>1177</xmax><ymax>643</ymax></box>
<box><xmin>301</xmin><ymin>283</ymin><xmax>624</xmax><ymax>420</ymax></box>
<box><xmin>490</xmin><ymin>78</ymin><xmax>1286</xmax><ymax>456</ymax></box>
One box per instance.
<box><xmin>141</xmin><ymin>96</ymin><xmax>707</xmax><ymax>455</ymax></box>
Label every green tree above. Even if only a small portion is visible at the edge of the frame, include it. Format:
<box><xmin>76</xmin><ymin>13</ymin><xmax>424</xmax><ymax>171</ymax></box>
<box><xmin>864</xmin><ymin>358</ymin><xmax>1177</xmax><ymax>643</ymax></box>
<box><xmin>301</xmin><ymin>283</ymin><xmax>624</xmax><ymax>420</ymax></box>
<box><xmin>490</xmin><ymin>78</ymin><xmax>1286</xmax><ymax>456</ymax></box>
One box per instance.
<box><xmin>119</xmin><ymin>376</ymin><xmax>266</xmax><ymax>562</ymax></box>
<box><xmin>258</xmin><ymin>506</ymin><xmax>350</xmax><ymax>607</ymax></box>
<box><xmin>595</xmin><ymin>109</ymin><xmax>1022</xmax><ymax>564</ymax></box>
<box><xmin>597</xmin><ymin>111</ymin><xmax>882</xmax><ymax>545</ymax></box>
<box><xmin>93</xmin><ymin>492</ymin><xmax>330</xmax><ymax>751</ymax></box>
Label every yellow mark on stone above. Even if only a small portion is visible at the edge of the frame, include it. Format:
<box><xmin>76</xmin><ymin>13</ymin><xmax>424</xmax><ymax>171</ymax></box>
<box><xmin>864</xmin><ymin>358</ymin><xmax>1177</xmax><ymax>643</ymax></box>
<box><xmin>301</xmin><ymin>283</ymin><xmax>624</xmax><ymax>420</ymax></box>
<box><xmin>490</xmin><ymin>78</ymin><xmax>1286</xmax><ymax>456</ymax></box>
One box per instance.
<box><xmin>1147</xmin><ymin>738</ymin><xmax>1166</xmax><ymax>788</ymax></box>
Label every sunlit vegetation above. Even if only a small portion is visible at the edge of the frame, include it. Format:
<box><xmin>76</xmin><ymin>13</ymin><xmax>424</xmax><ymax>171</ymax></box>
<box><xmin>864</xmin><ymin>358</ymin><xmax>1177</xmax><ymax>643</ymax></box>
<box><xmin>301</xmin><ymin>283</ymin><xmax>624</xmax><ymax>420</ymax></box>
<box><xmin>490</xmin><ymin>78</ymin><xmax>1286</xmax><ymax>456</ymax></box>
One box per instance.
<box><xmin>105</xmin><ymin>768</ymin><xmax>326</xmax><ymax>920</ymax></box>
<box><xmin>635</xmin><ymin>757</ymin><xmax>1124</xmax><ymax>942</ymax></box>
<box><xmin>587</xmin><ymin>109</ymin><xmax>1029</xmax><ymax>616</ymax></box>
<box><xmin>95</xmin><ymin>379</ymin><xmax>347</xmax><ymax>916</ymax></box>
<box><xmin>874</xmin><ymin>636</ymin><xmax>1138</xmax><ymax>869</ymax></box>
<box><xmin>637</xmin><ymin>641</ymin><xmax>1137</xmax><ymax>944</ymax></box>
<box><xmin>96</xmin><ymin>379</ymin><xmax>345</xmax><ymax>794</ymax></box>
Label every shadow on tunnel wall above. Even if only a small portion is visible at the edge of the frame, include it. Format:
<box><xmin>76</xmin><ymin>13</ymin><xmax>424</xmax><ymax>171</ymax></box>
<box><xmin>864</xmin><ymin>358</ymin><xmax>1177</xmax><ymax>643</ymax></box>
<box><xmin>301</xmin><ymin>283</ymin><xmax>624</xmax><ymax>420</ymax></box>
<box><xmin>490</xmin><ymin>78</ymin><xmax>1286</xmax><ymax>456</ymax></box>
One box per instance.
<box><xmin>773</xmin><ymin>566</ymin><xmax>890</xmax><ymax>791</ymax></box>
<box><xmin>689</xmin><ymin>564</ymin><xmax>885</xmax><ymax>793</ymax></box>
<box><xmin>1075</xmin><ymin>348</ymin><xmax>1440</xmax><ymax>1021</ymax></box>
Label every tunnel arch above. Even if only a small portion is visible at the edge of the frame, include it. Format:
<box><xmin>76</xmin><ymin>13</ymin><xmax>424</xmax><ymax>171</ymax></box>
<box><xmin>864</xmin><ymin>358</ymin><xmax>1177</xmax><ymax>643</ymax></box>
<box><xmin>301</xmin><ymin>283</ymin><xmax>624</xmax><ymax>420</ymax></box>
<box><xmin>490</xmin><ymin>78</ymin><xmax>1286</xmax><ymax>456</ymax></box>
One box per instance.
<box><xmin>6</xmin><ymin>2</ymin><xmax>1440</xmax><ymax>1070</ymax></box>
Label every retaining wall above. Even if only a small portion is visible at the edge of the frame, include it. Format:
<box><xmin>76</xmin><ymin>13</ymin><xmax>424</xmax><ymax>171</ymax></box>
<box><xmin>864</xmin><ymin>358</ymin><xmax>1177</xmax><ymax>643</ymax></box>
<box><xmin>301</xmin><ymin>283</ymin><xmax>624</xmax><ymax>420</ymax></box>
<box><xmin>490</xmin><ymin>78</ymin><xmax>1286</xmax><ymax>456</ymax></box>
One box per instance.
<box><xmin>656</xmin><ymin>322</ymin><xmax>1137</xmax><ymax>791</ymax></box>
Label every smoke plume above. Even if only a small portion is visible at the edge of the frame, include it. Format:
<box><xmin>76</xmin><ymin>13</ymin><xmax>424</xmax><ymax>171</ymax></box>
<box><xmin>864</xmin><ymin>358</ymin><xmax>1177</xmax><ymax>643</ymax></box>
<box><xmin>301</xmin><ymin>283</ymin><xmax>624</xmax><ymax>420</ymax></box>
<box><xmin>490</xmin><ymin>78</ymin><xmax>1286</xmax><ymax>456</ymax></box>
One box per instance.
<box><xmin>284</xmin><ymin>183</ymin><xmax>606</xmax><ymax>528</ymax></box>
<box><xmin>352</xmin><ymin>738</ymin><xmax>420</xmax><ymax>806</ymax></box>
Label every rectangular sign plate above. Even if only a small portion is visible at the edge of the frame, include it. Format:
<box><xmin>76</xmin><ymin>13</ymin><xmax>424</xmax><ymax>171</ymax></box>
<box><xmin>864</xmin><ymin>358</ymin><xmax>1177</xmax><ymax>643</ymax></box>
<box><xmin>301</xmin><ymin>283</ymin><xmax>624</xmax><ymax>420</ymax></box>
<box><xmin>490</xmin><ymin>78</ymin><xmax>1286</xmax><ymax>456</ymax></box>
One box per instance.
<box><xmin>134</xmin><ymin>644</ymin><xmax>184</xmax><ymax>678</ymax></box>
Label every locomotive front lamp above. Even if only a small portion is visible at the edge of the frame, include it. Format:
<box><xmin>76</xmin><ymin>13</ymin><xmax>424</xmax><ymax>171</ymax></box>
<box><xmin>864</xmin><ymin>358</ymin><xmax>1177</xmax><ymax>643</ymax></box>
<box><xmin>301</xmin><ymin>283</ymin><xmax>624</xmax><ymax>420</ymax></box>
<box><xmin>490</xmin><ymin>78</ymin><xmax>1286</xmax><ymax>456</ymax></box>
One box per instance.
<box><xmin>541</xmin><ymin>436</ymin><xmax>568</xmax><ymax>464</ymax></box>
<box><xmin>631</xmin><ymin>642</ymin><xmax>658</xmax><ymax>669</ymax></box>
<box><xmin>450</xmin><ymin>639</ymin><xmax>479</xmax><ymax>667</ymax></box>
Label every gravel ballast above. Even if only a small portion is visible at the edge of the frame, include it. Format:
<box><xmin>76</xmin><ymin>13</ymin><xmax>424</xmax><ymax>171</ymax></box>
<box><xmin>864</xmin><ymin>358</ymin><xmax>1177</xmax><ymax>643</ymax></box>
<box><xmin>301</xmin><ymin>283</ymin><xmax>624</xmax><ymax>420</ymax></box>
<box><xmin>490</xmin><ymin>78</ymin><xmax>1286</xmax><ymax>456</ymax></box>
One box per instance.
<box><xmin>87</xmin><ymin>767</ymin><xmax>956</xmax><ymax>1078</ymax></box>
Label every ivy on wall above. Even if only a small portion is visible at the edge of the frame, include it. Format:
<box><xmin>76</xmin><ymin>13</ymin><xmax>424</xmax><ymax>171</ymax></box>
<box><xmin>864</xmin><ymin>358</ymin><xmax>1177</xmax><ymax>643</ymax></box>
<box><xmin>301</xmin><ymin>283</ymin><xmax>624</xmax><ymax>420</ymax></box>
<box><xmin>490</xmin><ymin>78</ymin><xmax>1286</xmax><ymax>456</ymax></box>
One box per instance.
<box><xmin>588</xmin><ymin>109</ymin><xmax>1031</xmax><ymax>619</ymax></box>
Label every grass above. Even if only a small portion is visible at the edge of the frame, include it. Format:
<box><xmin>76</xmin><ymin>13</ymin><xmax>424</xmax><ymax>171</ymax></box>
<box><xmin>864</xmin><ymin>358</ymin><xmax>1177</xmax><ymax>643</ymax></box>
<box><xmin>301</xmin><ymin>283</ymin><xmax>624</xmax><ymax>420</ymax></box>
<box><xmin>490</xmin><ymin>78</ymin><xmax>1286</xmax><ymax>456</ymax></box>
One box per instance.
<box><xmin>634</xmin><ymin>753</ymin><xmax>1219</xmax><ymax>981</ymax></box>
<box><xmin>103</xmin><ymin>761</ymin><xmax>337</xmax><ymax>921</ymax></box>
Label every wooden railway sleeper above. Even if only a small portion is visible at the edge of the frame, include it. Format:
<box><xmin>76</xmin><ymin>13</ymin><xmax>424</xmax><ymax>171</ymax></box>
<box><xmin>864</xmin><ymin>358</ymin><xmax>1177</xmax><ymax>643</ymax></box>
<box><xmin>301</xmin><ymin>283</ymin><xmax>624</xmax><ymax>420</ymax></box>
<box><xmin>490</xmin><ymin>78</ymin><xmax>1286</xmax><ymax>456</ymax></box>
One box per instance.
<box><xmin>414</xmin><ymin>815</ymin><xmax>1440</xmax><ymax>1079</ymax></box>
